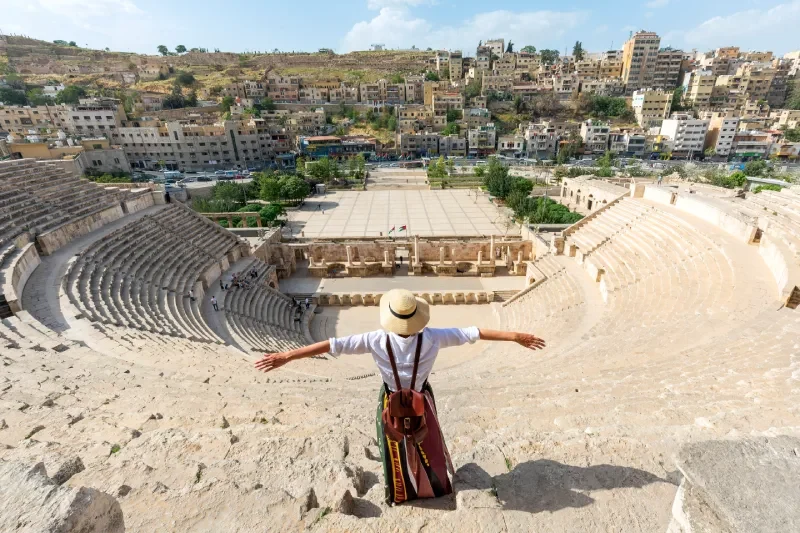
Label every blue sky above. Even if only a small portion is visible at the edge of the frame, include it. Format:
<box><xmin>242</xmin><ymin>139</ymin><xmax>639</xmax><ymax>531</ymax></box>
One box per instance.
<box><xmin>3</xmin><ymin>0</ymin><xmax>800</xmax><ymax>56</ymax></box>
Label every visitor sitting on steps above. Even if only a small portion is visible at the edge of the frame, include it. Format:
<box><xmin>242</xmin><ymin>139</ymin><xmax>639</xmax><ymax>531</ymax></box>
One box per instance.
<box><xmin>254</xmin><ymin>288</ymin><xmax>545</xmax><ymax>505</ymax></box>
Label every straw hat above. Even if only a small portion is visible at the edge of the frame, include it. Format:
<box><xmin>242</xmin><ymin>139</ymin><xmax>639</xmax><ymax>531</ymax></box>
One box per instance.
<box><xmin>380</xmin><ymin>289</ymin><xmax>430</xmax><ymax>335</ymax></box>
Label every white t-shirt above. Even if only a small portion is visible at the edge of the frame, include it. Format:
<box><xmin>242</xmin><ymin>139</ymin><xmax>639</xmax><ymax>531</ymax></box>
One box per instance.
<box><xmin>329</xmin><ymin>327</ymin><xmax>480</xmax><ymax>391</ymax></box>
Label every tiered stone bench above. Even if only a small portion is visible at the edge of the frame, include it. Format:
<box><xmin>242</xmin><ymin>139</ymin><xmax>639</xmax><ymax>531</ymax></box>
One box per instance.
<box><xmin>222</xmin><ymin>258</ymin><xmax>308</xmax><ymax>353</ymax></box>
<box><xmin>62</xmin><ymin>205</ymin><xmax>247</xmax><ymax>344</ymax></box>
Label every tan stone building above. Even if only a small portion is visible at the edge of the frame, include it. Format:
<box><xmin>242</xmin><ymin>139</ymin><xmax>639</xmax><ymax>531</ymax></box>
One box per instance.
<box><xmin>267</xmin><ymin>73</ymin><xmax>301</xmax><ymax>102</ymax></box>
<box><xmin>398</xmin><ymin>132</ymin><xmax>440</xmax><ymax>157</ymax></box>
<box><xmin>685</xmin><ymin>70</ymin><xmax>716</xmax><ymax>108</ymax></box>
<box><xmin>632</xmin><ymin>89</ymin><xmax>672</xmax><ymax>128</ymax></box>
<box><xmin>621</xmin><ymin>31</ymin><xmax>661</xmax><ymax>93</ymax></box>
<box><xmin>0</xmin><ymin>104</ymin><xmax>69</xmax><ymax>135</ymax></box>
<box><xmin>449</xmin><ymin>51</ymin><xmax>464</xmax><ymax>81</ymax></box>
<box><xmin>438</xmin><ymin>134</ymin><xmax>466</xmax><ymax>157</ymax></box>
<box><xmin>653</xmin><ymin>48</ymin><xmax>684</xmax><ymax>90</ymax></box>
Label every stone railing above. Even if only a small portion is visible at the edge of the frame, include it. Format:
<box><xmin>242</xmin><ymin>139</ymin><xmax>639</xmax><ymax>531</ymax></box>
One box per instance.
<box><xmin>316</xmin><ymin>290</ymin><xmax>495</xmax><ymax>307</ymax></box>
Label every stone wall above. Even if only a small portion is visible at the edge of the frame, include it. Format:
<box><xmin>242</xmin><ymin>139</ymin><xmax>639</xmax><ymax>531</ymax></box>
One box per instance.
<box><xmin>123</xmin><ymin>192</ymin><xmax>155</xmax><ymax>214</ymax></box>
<box><xmin>758</xmin><ymin>233</ymin><xmax>800</xmax><ymax>306</ymax></box>
<box><xmin>317</xmin><ymin>290</ymin><xmax>495</xmax><ymax>306</ymax></box>
<box><xmin>673</xmin><ymin>194</ymin><xmax>758</xmax><ymax>243</ymax></box>
<box><xmin>4</xmin><ymin>243</ymin><xmax>41</xmax><ymax>313</ymax></box>
<box><xmin>560</xmin><ymin>177</ymin><xmax>629</xmax><ymax>215</ymax></box>
<box><xmin>36</xmin><ymin>204</ymin><xmax>125</xmax><ymax>256</ymax></box>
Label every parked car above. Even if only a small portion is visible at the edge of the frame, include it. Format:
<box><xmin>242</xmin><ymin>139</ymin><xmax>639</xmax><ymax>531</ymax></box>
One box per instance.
<box><xmin>196</xmin><ymin>176</ymin><xmax>213</xmax><ymax>182</ymax></box>
<box><xmin>214</xmin><ymin>170</ymin><xmax>226</xmax><ymax>176</ymax></box>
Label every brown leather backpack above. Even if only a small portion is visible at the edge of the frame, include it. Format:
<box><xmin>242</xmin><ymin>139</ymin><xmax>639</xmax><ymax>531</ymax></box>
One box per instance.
<box><xmin>382</xmin><ymin>332</ymin><xmax>428</xmax><ymax>444</ymax></box>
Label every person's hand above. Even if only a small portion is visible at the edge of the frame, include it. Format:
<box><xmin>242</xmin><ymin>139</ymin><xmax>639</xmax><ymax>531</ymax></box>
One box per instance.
<box><xmin>254</xmin><ymin>352</ymin><xmax>290</xmax><ymax>373</ymax></box>
<box><xmin>515</xmin><ymin>333</ymin><xmax>546</xmax><ymax>351</ymax></box>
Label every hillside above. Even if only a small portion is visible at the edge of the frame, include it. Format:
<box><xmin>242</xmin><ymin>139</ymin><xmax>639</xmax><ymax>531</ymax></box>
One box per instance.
<box><xmin>1</xmin><ymin>36</ymin><xmax>432</xmax><ymax>95</ymax></box>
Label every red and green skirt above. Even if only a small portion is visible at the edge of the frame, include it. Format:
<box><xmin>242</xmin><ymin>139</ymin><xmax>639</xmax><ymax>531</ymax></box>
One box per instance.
<box><xmin>376</xmin><ymin>382</ymin><xmax>454</xmax><ymax>504</ymax></box>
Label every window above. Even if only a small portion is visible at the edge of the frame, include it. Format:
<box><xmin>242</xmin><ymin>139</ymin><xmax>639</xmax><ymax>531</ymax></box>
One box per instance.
<box><xmin>114</xmin><ymin>158</ymin><xmax>120</xmax><ymax>164</ymax></box>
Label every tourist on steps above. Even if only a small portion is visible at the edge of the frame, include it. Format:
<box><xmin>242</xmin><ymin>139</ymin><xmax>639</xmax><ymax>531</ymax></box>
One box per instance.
<box><xmin>210</xmin><ymin>296</ymin><xmax>219</xmax><ymax>312</ymax></box>
<box><xmin>254</xmin><ymin>288</ymin><xmax>545</xmax><ymax>505</ymax></box>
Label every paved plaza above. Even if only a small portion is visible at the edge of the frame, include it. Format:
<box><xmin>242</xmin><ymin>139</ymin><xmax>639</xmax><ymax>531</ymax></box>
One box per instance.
<box><xmin>288</xmin><ymin>189</ymin><xmax>519</xmax><ymax>238</ymax></box>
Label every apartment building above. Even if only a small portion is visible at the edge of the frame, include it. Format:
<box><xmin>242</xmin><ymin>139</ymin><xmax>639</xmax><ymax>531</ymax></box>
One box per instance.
<box><xmin>631</xmin><ymin>89</ymin><xmax>672</xmax><ymax>128</ymax></box>
<box><xmin>767</xmin><ymin>60</ymin><xmax>791</xmax><ymax>107</ymax></box>
<box><xmin>298</xmin><ymin>86</ymin><xmax>329</xmax><ymax>104</ymax></box>
<box><xmin>464</xmin><ymin>108</ymin><xmax>491</xmax><ymax>129</ymax></box>
<box><xmin>730</xmin><ymin>131</ymin><xmax>771</xmax><ymax>159</ymax></box>
<box><xmin>580</xmin><ymin>120</ymin><xmax>611</xmax><ymax>154</ymax></box>
<box><xmin>398</xmin><ymin>132</ymin><xmax>440</xmax><ymax>157</ymax></box>
<box><xmin>485</xmin><ymin>39</ymin><xmax>505</xmax><ymax>59</ymax></box>
<box><xmin>494</xmin><ymin>54</ymin><xmax>517</xmax><ymax>73</ymax></box>
<box><xmin>222</xmin><ymin>82</ymin><xmax>247</xmax><ymax>99</ymax></box>
<box><xmin>244</xmin><ymin>80</ymin><xmax>266</xmax><ymax>99</ymax></box>
<box><xmin>267</xmin><ymin>73</ymin><xmax>301</xmax><ymax>102</ymax></box>
<box><xmin>482</xmin><ymin>72</ymin><xmax>514</xmax><ymax>96</ymax></box>
<box><xmin>404</xmin><ymin>75</ymin><xmax>425</xmax><ymax>104</ymax></box>
<box><xmin>113</xmin><ymin>118</ymin><xmax>292</xmax><ymax>171</ymax></box>
<box><xmin>329</xmin><ymin>83</ymin><xmax>359</xmax><ymax>104</ymax></box>
<box><xmin>517</xmin><ymin>52</ymin><xmax>539</xmax><ymax>70</ymax></box>
<box><xmin>736</xmin><ymin>64</ymin><xmax>776</xmax><ymax>102</ymax></box>
<box><xmin>708</xmin><ymin>115</ymin><xmax>740</xmax><ymax>157</ymax></box>
<box><xmin>580</xmin><ymin>78</ymin><xmax>625</xmax><ymax>97</ymax></box>
<box><xmin>449</xmin><ymin>51</ymin><xmax>464</xmax><ymax>81</ymax></box>
<box><xmin>653</xmin><ymin>48</ymin><xmax>684</xmax><ymax>90</ymax></box>
<box><xmin>435</xmin><ymin>51</ymin><xmax>450</xmax><ymax>76</ymax></box>
<box><xmin>685</xmin><ymin>70</ymin><xmax>716</xmax><ymax>108</ymax></box>
<box><xmin>438</xmin><ymin>134</ymin><xmax>466</xmax><ymax>157</ymax></box>
<box><xmin>659</xmin><ymin>112</ymin><xmax>710</xmax><ymax>158</ymax></box>
<box><xmin>524</xmin><ymin>122</ymin><xmax>558</xmax><ymax>160</ymax></box>
<box><xmin>575</xmin><ymin>59</ymin><xmax>600</xmax><ymax>80</ymax></box>
<box><xmin>397</xmin><ymin>105</ymin><xmax>445</xmax><ymax>133</ymax></box>
<box><xmin>431</xmin><ymin>92</ymin><xmax>464</xmax><ymax>119</ymax></box>
<box><xmin>467</xmin><ymin>124</ymin><xmax>497</xmax><ymax>157</ymax></box>
<box><xmin>497</xmin><ymin>134</ymin><xmax>525</xmax><ymax>156</ymax></box>
<box><xmin>260</xmin><ymin>108</ymin><xmax>326</xmax><ymax>135</ymax></box>
<box><xmin>0</xmin><ymin>104</ymin><xmax>69</xmax><ymax>135</ymax></box>
<box><xmin>624</xmin><ymin>131</ymin><xmax>647</xmax><ymax>157</ymax></box>
<box><xmin>476</xmin><ymin>46</ymin><xmax>492</xmax><ymax>70</ymax></box>
<box><xmin>599</xmin><ymin>57</ymin><xmax>623</xmax><ymax>78</ymax></box>
<box><xmin>621</xmin><ymin>31</ymin><xmax>661</xmax><ymax>93</ymax></box>
<box><xmin>68</xmin><ymin>98</ymin><xmax>126</xmax><ymax>136</ymax></box>
<box><xmin>423</xmin><ymin>80</ymin><xmax>451</xmax><ymax>106</ymax></box>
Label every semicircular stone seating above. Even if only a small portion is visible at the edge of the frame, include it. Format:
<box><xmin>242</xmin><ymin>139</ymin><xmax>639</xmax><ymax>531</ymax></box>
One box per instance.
<box><xmin>63</xmin><ymin>204</ymin><xmax>244</xmax><ymax>344</ymax></box>
<box><xmin>222</xmin><ymin>258</ymin><xmax>308</xmax><ymax>353</ymax></box>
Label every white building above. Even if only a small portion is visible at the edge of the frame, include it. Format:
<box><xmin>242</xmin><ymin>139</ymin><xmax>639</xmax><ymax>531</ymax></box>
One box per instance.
<box><xmin>580</xmin><ymin>120</ymin><xmax>611</xmax><ymax>154</ymax></box>
<box><xmin>659</xmin><ymin>113</ymin><xmax>710</xmax><ymax>158</ymax></box>
<box><xmin>713</xmin><ymin>117</ymin><xmax>740</xmax><ymax>157</ymax></box>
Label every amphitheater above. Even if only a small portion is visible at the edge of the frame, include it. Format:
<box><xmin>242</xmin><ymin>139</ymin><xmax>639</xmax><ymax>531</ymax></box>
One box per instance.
<box><xmin>0</xmin><ymin>158</ymin><xmax>799</xmax><ymax>532</ymax></box>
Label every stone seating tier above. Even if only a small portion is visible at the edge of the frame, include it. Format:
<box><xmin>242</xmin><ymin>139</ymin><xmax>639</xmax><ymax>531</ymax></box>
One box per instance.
<box><xmin>63</xmin><ymin>205</ymin><xmax>242</xmax><ymax>343</ymax></box>
<box><xmin>222</xmin><ymin>258</ymin><xmax>306</xmax><ymax>353</ymax></box>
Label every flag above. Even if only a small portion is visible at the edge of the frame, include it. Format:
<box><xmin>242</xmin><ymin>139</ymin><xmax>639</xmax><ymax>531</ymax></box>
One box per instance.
<box><xmin>388</xmin><ymin>226</ymin><xmax>395</xmax><ymax>234</ymax></box>
<box><xmin>399</xmin><ymin>225</ymin><xmax>407</xmax><ymax>232</ymax></box>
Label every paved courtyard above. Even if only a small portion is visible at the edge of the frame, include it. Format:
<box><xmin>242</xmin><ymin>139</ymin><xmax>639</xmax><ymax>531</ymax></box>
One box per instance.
<box><xmin>287</xmin><ymin>189</ymin><xmax>519</xmax><ymax>238</ymax></box>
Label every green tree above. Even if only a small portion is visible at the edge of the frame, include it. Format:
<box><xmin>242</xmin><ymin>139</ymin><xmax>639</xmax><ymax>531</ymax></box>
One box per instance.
<box><xmin>511</xmin><ymin>178</ymin><xmax>533</xmax><ymax>196</ymax></box>
<box><xmin>754</xmin><ymin>184</ymin><xmax>783</xmax><ymax>194</ymax></box>
<box><xmin>259</xmin><ymin>204</ymin><xmax>286</xmax><ymax>226</ymax></box>
<box><xmin>671</xmin><ymin>87</ymin><xmax>685</xmax><ymax>112</ymax></box>
<box><xmin>425</xmin><ymin>71</ymin><xmax>440</xmax><ymax>82</ymax></box>
<box><xmin>704</xmin><ymin>147</ymin><xmax>716</xmax><ymax>158</ymax></box>
<box><xmin>157</xmin><ymin>45</ymin><xmax>169</xmax><ymax>56</ymax></box>
<box><xmin>390</xmin><ymin>74</ymin><xmax>405</xmax><ymax>84</ymax></box>
<box><xmin>176</xmin><ymin>45</ymin><xmax>187</xmax><ymax>54</ymax></box>
<box><xmin>465</xmin><ymin>76</ymin><xmax>482</xmax><ymax>99</ymax></box>
<box><xmin>279</xmin><ymin>175</ymin><xmax>311</xmax><ymax>201</ymax></box>
<box><xmin>175</xmin><ymin>71</ymin><xmax>196</xmax><ymax>86</ymax></box>
<box><xmin>445</xmin><ymin>109</ymin><xmax>461</xmax><ymax>123</ymax></box>
<box><xmin>0</xmin><ymin>88</ymin><xmax>28</xmax><ymax>106</ymax></box>
<box><xmin>539</xmin><ymin>49</ymin><xmax>560</xmax><ymax>65</ymax></box>
<box><xmin>473</xmin><ymin>166</ymin><xmax>485</xmax><ymax>177</ymax></box>
<box><xmin>483</xmin><ymin>159</ymin><xmax>514</xmax><ymax>198</ymax></box>
<box><xmin>513</xmin><ymin>95</ymin><xmax>525</xmax><ymax>114</ymax></box>
<box><xmin>597</xmin><ymin>150</ymin><xmax>616</xmax><ymax>168</ymax></box>
<box><xmin>68</xmin><ymin>41</ymin><xmax>77</xmax><ymax>47</ymax></box>
<box><xmin>53</xmin><ymin>40</ymin><xmax>68</xmax><ymax>45</ymax></box>
<box><xmin>54</xmin><ymin>85</ymin><xmax>87</xmax><ymax>104</ymax></box>
<box><xmin>255</xmin><ymin>97</ymin><xmax>276</xmax><ymax>111</ymax></box>
<box><xmin>442</xmin><ymin>123</ymin><xmax>460</xmax><ymax>136</ymax></box>
<box><xmin>521</xmin><ymin>45</ymin><xmax>536</xmax><ymax>54</ymax></box>
<box><xmin>25</xmin><ymin>88</ymin><xmax>54</xmax><ymax>106</ymax></box>
<box><xmin>783</xmin><ymin>128</ymin><xmax>800</xmax><ymax>142</ymax></box>
<box><xmin>185</xmin><ymin>90</ymin><xmax>198</xmax><ymax>107</ymax></box>
<box><xmin>572</xmin><ymin>41</ymin><xmax>585</xmax><ymax>61</ymax></box>
<box><xmin>220</xmin><ymin>96</ymin><xmax>234</xmax><ymax>112</ymax></box>
<box><xmin>259</xmin><ymin>177</ymin><xmax>282</xmax><ymax>201</ymax></box>
<box><xmin>743</xmin><ymin>160</ymin><xmax>768</xmax><ymax>176</ymax></box>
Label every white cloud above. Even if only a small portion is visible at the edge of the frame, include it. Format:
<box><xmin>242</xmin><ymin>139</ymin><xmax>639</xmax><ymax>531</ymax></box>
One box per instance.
<box><xmin>366</xmin><ymin>0</ymin><xmax>433</xmax><ymax>9</ymax></box>
<box><xmin>645</xmin><ymin>0</ymin><xmax>669</xmax><ymax>8</ymax></box>
<box><xmin>341</xmin><ymin>8</ymin><xmax>588</xmax><ymax>53</ymax></box>
<box><xmin>677</xmin><ymin>0</ymin><xmax>800</xmax><ymax>53</ymax></box>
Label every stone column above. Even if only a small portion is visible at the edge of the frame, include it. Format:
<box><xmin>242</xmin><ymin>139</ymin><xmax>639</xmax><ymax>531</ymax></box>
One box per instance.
<box><xmin>439</xmin><ymin>247</ymin><xmax>445</xmax><ymax>266</ymax></box>
<box><xmin>490</xmin><ymin>235</ymin><xmax>495</xmax><ymax>263</ymax></box>
<box><xmin>506</xmin><ymin>246</ymin><xmax>512</xmax><ymax>267</ymax></box>
<box><xmin>477</xmin><ymin>250</ymin><xmax>483</xmax><ymax>265</ymax></box>
<box><xmin>451</xmin><ymin>247</ymin><xmax>456</xmax><ymax>265</ymax></box>
<box><xmin>384</xmin><ymin>250</ymin><xmax>390</xmax><ymax>266</ymax></box>
<box><xmin>346</xmin><ymin>245</ymin><xmax>353</xmax><ymax>266</ymax></box>
<box><xmin>517</xmin><ymin>251</ymin><xmax>523</xmax><ymax>264</ymax></box>
<box><xmin>227</xmin><ymin>215</ymin><xmax>233</xmax><ymax>227</ymax></box>
<box><xmin>414</xmin><ymin>235</ymin><xmax>420</xmax><ymax>265</ymax></box>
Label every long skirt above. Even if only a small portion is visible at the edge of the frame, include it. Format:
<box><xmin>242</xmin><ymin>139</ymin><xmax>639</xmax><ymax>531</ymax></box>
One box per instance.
<box><xmin>376</xmin><ymin>382</ymin><xmax>454</xmax><ymax>504</ymax></box>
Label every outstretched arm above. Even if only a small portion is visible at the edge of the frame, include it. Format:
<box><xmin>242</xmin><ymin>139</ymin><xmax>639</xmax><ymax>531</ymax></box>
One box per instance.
<box><xmin>254</xmin><ymin>340</ymin><xmax>330</xmax><ymax>373</ymax></box>
<box><xmin>478</xmin><ymin>329</ymin><xmax>546</xmax><ymax>350</ymax></box>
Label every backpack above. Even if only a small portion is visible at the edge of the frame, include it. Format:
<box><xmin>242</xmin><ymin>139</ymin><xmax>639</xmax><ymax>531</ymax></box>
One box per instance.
<box><xmin>381</xmin><ymin>332</ymin><xmax>428</xmax><ymax>444</ymax></box>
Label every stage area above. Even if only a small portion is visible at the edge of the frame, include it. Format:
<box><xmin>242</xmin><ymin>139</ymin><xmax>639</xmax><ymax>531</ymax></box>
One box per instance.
<box><xmin>287</xmin><ymin>189</ymin><xmax>519</xmax><ymax>238</ymax></box>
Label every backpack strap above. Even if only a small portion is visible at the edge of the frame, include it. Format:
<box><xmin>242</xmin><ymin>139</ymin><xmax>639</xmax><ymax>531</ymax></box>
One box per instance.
<box><xmin>410</xmin><ymin>331</ymin><xmax>423</xmax><ymax>391</ymax></box>
<box><xmin>385</xmin><ymin>336</ymin><xmax>403</xmax><ymax>391</ymax></box>
<box><xmin>385</xmin><ymin>331</ymin><xmax>424</xmax><ymax>391</ymax></box>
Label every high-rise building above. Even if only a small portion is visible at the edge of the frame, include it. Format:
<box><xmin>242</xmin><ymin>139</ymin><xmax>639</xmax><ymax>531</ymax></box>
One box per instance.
<box><xmin>621</xmin><ymin>31</ymin><xmax>661</xmax><ymax>93</ymax></box>
<box><xmin>653</xmin><ymin>48</ymin><xmax>684</xmax><ymax>90</ymax></box>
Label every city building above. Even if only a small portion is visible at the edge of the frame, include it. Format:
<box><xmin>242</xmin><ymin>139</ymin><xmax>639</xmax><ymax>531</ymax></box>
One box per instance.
<box><xmin>580</xmin><ymin>120</ymin><xmax>611</xmax><ymax>154</ymax></box>
<box><xmin>484</xmin><ymin>39</ymin><xmax>505</xmax><ymax>59</ymax></box>
<box><xmin>524</xmin><ymin>122</ymin><xmax>558</xmax><ymax>160</ymax></box>
<box><xmin>438</xmin><ymin>134</ymin><xmax>466</xmax><ymax>157</ymax></box>
<box><xmin>707</xmin><ymin>115</ymin><xmax>740</xmax><ymax>157</ymax></box>
<box><xmin>621</xmin><ymin>31</ymin><xmax>661</xmax><ymax>93</ymax></box>
<box><xmin>497</xmin><ymin>134</ymin><xmax>525</xmax><ymax>157</ymax></box>
<box><xmin>464</xmin><ymin>108</ymin><xmax>491</xmax><ymax>129</ymax></box>
<box><xmin>298</xmin><ymin>135</ymin><xmax>377</xmax><ymax>160</ymax></box>
<box><xmin>685</xmin><ymin>70</ymin><xmax>716</xmax><ymax>108</ymax></box>
<box><xmin>730</xmin><ymin>131</ymin><xmax>771</xmax><ymax>160</ymax></box>
<box><xmin>653</xmin><ymin>48</ymin><xmax>684</xmax><ymax>90</ymax></box>
<box><xmin>659</xmin><ymin>112</ymin><xmax>710</xmax><ymax>158</ymax></box>
<box><xmin>631</xmin><ymin>89</ymin><xmax>672</xmax><ymax>128</ymax></box>
<box><xmin>449</xmin><ymin>51</ymin><xmax>464</xmax><ymax>81</ymax></box>
<box><xmin>398</xmin><ymin>132</ymin><xmax>440</xmax><ymax>157</ymax></box>
<box><xmin>267</xmin><ymin>73</ymin><xmax>301</xmax><ymax>102</ymax></box>
<box><xmin>0</xmin><ymin>104</ymin><xmax>69</xmax><ymax>135</ymax></box>
<box><xmin>467</xmin><ymin>123</ymin><xmax>497</xmax><ymax>157</ymax></box>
